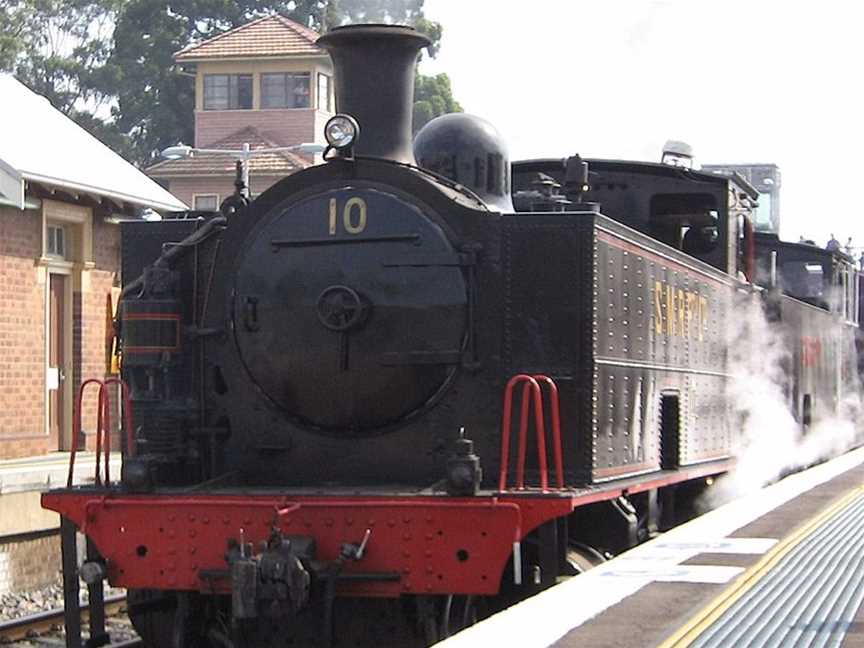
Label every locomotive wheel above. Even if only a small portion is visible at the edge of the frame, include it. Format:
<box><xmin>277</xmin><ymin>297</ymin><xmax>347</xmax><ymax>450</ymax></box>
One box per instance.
<box><xmin>128</xmin><ymin>589</ymin><xmax>211</xmax><ymax>648</ymax></box>
<box><xmin>563</xmin><ymin>543</ymin><xmax>607</xmax><ymax>577</ymax></box>
<box><xmin>440</xmin><ymin>595</ymin><xmax>480</xmax><ymax>639</ymax></box>
<box><xmin>127</xmin><ymin>589</ymin><xmax>179</xmax><ymax>647</ymax></box>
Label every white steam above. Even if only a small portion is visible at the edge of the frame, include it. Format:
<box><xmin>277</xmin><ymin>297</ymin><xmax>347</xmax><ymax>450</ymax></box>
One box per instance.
<box><xmin>703</xmin><ymin>290</ymin><xmax>862</xmax><ymax>507</ymax></box>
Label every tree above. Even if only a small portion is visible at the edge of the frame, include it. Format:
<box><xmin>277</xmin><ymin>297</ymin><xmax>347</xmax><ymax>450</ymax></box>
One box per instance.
<box><xmin>0</xmin><ymin>0</ymin><xmax>121</xmax><ymax>114</ymax></box>
<box><xmin>413</xmin><ymin>72</ymin><xmax>461</xmax><ymax>134</ymax></box>
<box><xmin>0</xmin><ymin>1</ymin><xmax>31</xmax><ymax>70</ymax></box>
<box><xmin>1</xmin><ymin>0</ymin><xmax>460</xmax><ymax>165</ymax></box>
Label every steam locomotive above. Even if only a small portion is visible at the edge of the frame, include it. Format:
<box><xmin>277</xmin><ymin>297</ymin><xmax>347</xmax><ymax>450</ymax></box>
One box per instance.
<box><xmin>42</xmin><ymin>23</ymin><xmax>861</xmax><ymax>648</ymax></box>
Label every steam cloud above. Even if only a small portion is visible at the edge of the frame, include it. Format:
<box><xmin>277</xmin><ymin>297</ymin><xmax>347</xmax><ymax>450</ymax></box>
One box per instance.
<box><xmin>702</xmin><ymin>290</ymin><xmax>862</xmax><ymax>507</ymax></box>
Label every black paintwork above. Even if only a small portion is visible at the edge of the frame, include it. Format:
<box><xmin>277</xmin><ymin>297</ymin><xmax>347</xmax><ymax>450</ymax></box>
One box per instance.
<box><xmin>120</xmin><ymin>174</ymin><xmax>734</xmax><ymax>489</ymax></box>
<box><xmin>414</xmin><ymin>113</ymin><xmax>514</xmax><ymax>211</ymax></box>
<box><xmin>120</xmin><ymin>155</ymin><xmax>860</xmax><ymax>499</ymax></box>
<box><xmin>317</xmin><ymin>25</ymin><xmax>430</xmax><ymax>164</ymax></box>
<box><xmin>71</xmin><ymin>23</ymin><xmax>864</xmax><ymax>648</ymax></box>
<box><xmin>753</xmin><ymin>232</ymin><xmax>860</xmax><ymax>425</ymax></box>
<box><xmin>118</xmin><ymin>24</ymin><xmax>859</xmax><ymax>497</ymax></box>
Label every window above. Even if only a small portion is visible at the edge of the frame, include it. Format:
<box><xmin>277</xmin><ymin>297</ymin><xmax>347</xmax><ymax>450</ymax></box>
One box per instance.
<box><xmin>781</xmin><ymin>262</ymin><xmax>825</xmax><ymax>302</ymax></box>
<box><xmin>46</xmin><ymin>224</ymin><xmax>66</xmax><ymax>258</ymax></box>
<box><xmin>193</xmin><ymin>194</ymin><xmax>219</xmax><ymax>211</ymax></box>
<box><xmin>203</xmin><ymin>74</ymin><xmax>252</xmax><ymax>110</ymax></box>
<box><xmin>839</xmin><ymin>263</ymin><xmax>859</xmax><ymax>324</ymax></box>
<box><xmin>261</xmin><ymin>72</ymin><xmax>311</xmax><ymax>109</ymax></box>
<box><xmin>753</xmin><ymin>192</ymin><xmax>773</xmax><ymax>232</ymax></box>
<box><xmin>317</xmin><ymin>73</ymin><xmax>332</xmax><ymax>111</ymax></box>
<box><xmin>39</xmin><ymin>201</ymin><xmax>91</xmax><ymax>267</ymax></box>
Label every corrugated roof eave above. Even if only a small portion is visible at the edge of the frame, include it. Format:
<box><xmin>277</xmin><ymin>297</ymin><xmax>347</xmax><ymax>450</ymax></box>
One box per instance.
<box><xmin>21</xmin><ymin>170</ymin><xmax>188</xmax><ymax>212</ymax></box>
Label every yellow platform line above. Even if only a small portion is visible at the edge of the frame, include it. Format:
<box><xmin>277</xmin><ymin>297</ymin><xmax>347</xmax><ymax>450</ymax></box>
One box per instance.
<box><xmin>658</xmin><ymin>484</ymin><xmax>864</xmax><ymax>648</ymax></box>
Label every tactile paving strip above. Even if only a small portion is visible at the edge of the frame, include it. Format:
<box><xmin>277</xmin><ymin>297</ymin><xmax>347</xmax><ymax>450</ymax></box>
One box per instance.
<box><xmin>691</xmin><ymin>489</ymin><xmax>864</xmax><ymax>648</ymax></box>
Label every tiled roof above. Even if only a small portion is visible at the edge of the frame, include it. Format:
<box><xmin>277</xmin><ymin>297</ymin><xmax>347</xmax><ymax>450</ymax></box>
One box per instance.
<box><xmin>146</xmin><ymin>127</ymin><xmax>311</xmax><ymax>177</ymax></box>
<box><xmin>174</xmin><ymin>15</ymin><xmax>323</xmax><ymax>61</ymax></box>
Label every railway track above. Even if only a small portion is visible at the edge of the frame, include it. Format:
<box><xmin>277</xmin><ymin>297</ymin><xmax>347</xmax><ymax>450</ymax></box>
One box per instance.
<box><xmin>0</xmin><ymin>593</ymin><xmax>141</xmax><ymax>646</ymax></box>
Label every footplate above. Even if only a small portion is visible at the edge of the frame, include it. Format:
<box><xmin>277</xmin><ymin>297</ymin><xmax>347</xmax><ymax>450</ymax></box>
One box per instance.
<box><xmin>42</xmin><ymin>492</ymin><xmax>525</xmax><ymax>596</ymax></box>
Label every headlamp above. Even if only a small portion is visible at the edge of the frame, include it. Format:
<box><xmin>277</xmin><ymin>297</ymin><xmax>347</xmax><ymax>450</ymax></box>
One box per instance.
<box><xmin>324</xmin><ymin>114</ymin><xmax>360</xmax><ymax>150</ymax></box>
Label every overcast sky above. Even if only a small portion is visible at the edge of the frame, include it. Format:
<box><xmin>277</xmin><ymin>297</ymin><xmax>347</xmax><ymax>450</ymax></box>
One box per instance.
<box><xmin>421</xmin><ymin>0</ymin><xmax>863</xmax><ymax>248</ymax></box>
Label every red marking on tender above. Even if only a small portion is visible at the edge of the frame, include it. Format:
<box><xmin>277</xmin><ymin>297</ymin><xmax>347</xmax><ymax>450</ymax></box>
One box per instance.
<box><xmin>802</xmin><ymin>336</ymin><xmax>822</xmax><ymax>367</ymax></box>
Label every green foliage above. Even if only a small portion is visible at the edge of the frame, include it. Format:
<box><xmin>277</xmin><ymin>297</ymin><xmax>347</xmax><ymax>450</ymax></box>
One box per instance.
<box><xmin>413</xmin><ymin>72</ymin><xmax>461</xmax><ymax>134</ymax></box>
<box><xmin>0</xmin><ymin>0</ymin><xmax>122</xmax><ymax>113</ymax></box>
<box><xmin>0</xmin><ymin>1</ymin><xmax>30</xmax><ymax>70</ymax></box>
<box><xmin>0</xmin><ymin>0</ymin><xmax>458</xmax><ymax>166</ymax></box>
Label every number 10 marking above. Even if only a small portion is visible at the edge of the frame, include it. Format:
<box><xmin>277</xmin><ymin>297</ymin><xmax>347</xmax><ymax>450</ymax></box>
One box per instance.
<box><xmin>329</xmin><ymin>197</ymin><xmax>368</xmax><ymax>235</ymax></box>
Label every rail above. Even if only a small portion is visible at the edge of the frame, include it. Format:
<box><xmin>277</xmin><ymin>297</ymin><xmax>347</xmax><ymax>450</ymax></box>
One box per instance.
<box><xmin>67</xmin><ymin>378</ymin><xmax>135</xmax><ymax>487</ymax></box>
<box><xmin>0</xmin><ymin>594</ymin><xmax>128</xmax><ymax>643</ymax></box>
<box><xmin>498</xmin><ymin>374</ymin><xmax>564</xmax><ymax>491</ymax></box>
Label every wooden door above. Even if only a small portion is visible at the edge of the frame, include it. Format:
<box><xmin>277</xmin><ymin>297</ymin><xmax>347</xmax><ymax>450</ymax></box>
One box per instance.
<box><xmin>48</xmin><ymin>274</ymin><xmax>67</xmax><ymax>450</ymax></box>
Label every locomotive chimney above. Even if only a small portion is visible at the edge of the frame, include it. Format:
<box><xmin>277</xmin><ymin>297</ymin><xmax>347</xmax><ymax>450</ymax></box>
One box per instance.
<box><xmin>317</xmin><ymin>24</ymin><xmax>430</xmax><ymax>164</ymax></box>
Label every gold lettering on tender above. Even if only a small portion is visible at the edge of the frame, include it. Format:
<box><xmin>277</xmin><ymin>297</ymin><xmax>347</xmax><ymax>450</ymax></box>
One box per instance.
<box><xmin>654</xmin><ymin>281</ymin><xmax>664</xmax><ymax>334</ymax></box>
<box><xmin>666</xmin><ymin>284</ymin><xmax>675</xmax><ymax>336</ymax></box>
<box><xmin>686</xmin><ymin>293</ymin><xmax>697</xmax><ymax>338</ymax></box>
<box><xmin>652</xmin><ymin>278</ymin><xmax>710</xmax><ymax>341</ymax></box>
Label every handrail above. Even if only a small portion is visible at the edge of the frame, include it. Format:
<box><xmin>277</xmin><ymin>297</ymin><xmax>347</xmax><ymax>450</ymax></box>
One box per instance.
<box><xmin>66</xmin><ymin>378</ymin><xmax>134</xmax><ymax>488</ymax></box>
<box><xmin>96</xmin><ymin>382</ymin><xmax>112</xmax><ymax>485</ymax></box>
<box><xmin>103</xmin><ymin>377</ymin><xmax>135</xmax><ymax>457</ymax></box>
<box><xmin>532</xmin><ymin>375</ymin><xmax>564</xmax><ymax>489</ymax></box>
<box><xmin>498</xmin><ymin>374</ymin><xmax>564</xmax><ymax>491</ymax></box>
<box><xmin>67</xmin><ymin>379</ymin><xmax>104</xmax><ymax>488</ymax></box>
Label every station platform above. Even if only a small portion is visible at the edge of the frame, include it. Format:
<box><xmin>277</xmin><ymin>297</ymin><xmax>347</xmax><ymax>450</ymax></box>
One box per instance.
<box><xmin>0</xmin><ymin>452</ymin><xmax>122</xmax><ymax>537</ymax></box>
<box><xmin>439</xmin><ymin>446</ymin><xmax>864</xmax><ymax>648</ymax></box>
<box><xmin>0</xmin><ymin>452</ymin><xmax>121</xmax><ymax>493</ymax></box>
<box><xmin>0</xmin><ymin>452</ymin><xmax>123</xmax><ymax>594</ymax></box>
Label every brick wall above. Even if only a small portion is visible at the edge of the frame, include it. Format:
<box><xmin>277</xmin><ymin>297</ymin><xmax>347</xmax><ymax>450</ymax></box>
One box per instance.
<box><xmin>0</xmin><ymin>530</ymin><xmax>61</xmax><ymax>594</ymax></box>
<box><xmin>196</xmin><ymin>108</ymin><xmax>319</xmax><ymax>148</ymax></box>
<box><xmin>0</xmin><ymin>203</ymin><xmax>120</xmax><ymax>460</ymax></box>
<box><xmin>0</xmin><ymin>206</ymin><xmax>47</xmax><ymax>458</ymax></box>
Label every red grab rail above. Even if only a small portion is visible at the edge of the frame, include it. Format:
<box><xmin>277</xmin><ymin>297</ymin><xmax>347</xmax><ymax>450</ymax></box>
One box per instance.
<box><xmin>498</xmin><ymin>374</ymin><xmax>564</xmax><ymax>492</ymax></box>
<box><xmin>67</xmin><ymin>378</ymin><xmax>135</xmax><ymax>488</ymax></box>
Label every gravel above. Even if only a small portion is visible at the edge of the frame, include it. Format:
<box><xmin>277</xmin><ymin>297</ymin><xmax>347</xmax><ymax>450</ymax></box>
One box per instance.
<box><xmin>0</xmin><ymin>579</ymin><xmax>126</xmax><ymax>622</ymax></box>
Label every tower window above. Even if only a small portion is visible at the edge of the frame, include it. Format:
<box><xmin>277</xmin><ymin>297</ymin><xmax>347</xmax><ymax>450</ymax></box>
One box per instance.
<box><xmin>203</xmin><ymin>74</ymin><xmax>252</xmax><ymax>110</ymax></box>
<box><xmin>261</xmin><ymin>72</ymin><xmax>311</xmax><ymax>109</ymax></box>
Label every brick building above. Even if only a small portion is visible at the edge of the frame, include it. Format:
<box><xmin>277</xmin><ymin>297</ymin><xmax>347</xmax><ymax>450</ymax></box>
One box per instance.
<box><xmin>147</xmin><ymin>15</ymin><xmax>334</xmax><ymax>206</ymax></box>
<box><xmin>0</xmin><ymin>74</ymin><xmax>186</xmax><ymax>461</ymax></box>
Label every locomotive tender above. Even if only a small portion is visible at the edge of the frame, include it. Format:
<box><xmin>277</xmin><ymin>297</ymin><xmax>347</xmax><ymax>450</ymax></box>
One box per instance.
<box><xmin>42</xmin><ymin>23</ymin><xmax>861</xmax><ymax>647</ymax></box>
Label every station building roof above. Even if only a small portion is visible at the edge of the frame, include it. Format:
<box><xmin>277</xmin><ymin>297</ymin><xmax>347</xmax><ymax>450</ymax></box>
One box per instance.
<box><xmin>0</xmin><ymin>74</ymin><xmax>187</xmax><ymax>213</ymax></box>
